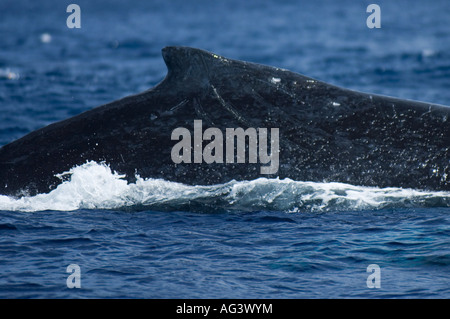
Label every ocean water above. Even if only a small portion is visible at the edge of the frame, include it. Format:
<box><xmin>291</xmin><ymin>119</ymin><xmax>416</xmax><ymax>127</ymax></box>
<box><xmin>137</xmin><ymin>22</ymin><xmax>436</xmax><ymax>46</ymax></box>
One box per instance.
<box><xmin>0</xmin><ymin>0</ymin><xmax>449</xmax><ymax>299</ymax></box>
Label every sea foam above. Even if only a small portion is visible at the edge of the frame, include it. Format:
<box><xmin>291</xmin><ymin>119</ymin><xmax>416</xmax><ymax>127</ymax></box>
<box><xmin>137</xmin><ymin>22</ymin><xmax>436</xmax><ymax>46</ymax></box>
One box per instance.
<box><xmin>0</xmin><ymin>161</ymin><xmax>449</xmax><ymax>212</ymax></box>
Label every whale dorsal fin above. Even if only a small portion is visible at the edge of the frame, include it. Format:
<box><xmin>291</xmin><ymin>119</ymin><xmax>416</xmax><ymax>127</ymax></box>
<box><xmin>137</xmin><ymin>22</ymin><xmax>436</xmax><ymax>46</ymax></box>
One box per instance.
<box><xmin>161</xmin><ymin>46</ymin><xmax>225</xmax><ymax>84</ymax></box>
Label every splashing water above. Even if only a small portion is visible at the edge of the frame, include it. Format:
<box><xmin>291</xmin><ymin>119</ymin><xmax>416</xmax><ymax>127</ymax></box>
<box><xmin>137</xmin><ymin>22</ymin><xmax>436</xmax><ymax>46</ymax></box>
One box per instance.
<box><xmin>1</xmin><ymin>161</ymin><xmax>449</xmax><ymax>213</ymax></box>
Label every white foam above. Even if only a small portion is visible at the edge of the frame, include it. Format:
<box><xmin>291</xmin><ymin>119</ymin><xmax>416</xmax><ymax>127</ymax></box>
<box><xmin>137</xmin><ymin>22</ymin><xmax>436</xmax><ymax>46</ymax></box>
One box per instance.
<box><xmin>39</xmin><ymin>33</ymin><xmax>52</xmax><ymax>43</ymax></box>
<box><xmin>0</xmin><ymin>68</ymin><xmax>20</xmax><ymax>80</ymax></box>
<box><xmin>0</xmin><ymin>161</ymin><xmax>449</xmax><ymax>212</ymax></box>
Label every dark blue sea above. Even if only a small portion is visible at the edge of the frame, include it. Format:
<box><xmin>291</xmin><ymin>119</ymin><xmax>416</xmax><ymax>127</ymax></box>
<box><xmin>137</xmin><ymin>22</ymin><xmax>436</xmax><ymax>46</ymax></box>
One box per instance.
<box><xmin>0</xmin><ymin>0</ymin><xmax>449</xmax><ymax>299</ymax></box>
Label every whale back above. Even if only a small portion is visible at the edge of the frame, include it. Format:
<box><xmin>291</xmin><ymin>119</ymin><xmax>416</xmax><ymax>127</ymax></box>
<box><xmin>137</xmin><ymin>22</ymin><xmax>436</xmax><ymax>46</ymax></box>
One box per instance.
<box><xmin>0</xmin><ymin>46</ymin><xmax>449</xmax><ymax>196</ymax></box>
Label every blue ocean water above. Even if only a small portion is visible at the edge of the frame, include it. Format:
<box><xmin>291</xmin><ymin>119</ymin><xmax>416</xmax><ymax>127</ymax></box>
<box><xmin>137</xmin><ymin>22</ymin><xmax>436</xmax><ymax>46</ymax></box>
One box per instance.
<box><xmin>0</xmin><ymin>0</ymin><xmax>449</xmax><ymax>298</ymax></box>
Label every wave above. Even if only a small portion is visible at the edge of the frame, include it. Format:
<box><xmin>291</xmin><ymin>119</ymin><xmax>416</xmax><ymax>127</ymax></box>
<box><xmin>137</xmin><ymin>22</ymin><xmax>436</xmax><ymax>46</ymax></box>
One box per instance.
<box><xmin>0</xmin><ymin>161</ymin><xmax>449</xmax><ymax>213</ymax></box>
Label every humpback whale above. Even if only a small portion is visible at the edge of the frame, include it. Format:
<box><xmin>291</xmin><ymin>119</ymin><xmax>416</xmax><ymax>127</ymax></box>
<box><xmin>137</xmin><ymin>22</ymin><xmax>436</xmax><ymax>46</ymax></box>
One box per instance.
<box><xmin>0</xmin><ymin>46</ymin><xmax>449</xmax><ymax>197</ymax></box>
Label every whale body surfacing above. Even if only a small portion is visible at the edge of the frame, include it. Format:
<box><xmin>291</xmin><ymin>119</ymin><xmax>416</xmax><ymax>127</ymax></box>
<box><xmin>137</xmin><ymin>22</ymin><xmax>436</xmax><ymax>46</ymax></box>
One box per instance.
<box><xmin>0</xmin><ymin>46</ymin><xmax>449</xmax><ymax>197</ymax></box>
